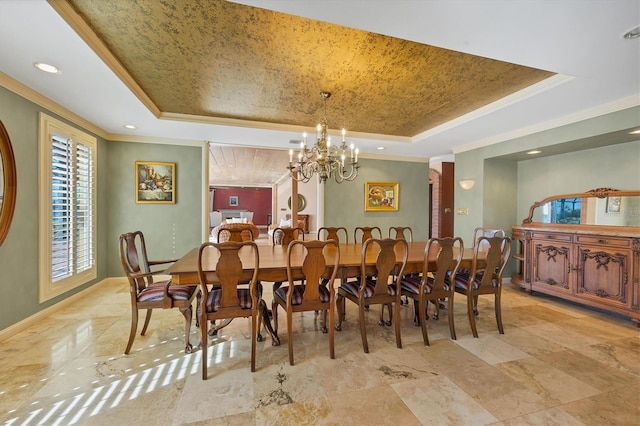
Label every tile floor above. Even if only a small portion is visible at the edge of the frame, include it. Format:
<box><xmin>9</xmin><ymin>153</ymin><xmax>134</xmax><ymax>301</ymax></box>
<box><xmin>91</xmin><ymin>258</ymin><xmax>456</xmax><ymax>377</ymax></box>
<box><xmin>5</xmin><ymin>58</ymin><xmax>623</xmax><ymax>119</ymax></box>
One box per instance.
<box><xmin>1</xmin><ymin>280</ymin><xmax>639</xmax><ymax>425</ymax></box>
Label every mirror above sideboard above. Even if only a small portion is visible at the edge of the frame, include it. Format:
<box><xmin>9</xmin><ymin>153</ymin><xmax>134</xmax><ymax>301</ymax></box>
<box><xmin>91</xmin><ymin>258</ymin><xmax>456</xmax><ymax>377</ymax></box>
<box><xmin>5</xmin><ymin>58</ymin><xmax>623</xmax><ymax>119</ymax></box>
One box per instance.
<box><xmin>0</xmin><ymin>120</ymin><xmax>17</xmax><ymax>246</ymax></box>
<box><xmin>524</xmin><ymin>188</ymin><xmax>640</xmax><ymax>228</ymax></box>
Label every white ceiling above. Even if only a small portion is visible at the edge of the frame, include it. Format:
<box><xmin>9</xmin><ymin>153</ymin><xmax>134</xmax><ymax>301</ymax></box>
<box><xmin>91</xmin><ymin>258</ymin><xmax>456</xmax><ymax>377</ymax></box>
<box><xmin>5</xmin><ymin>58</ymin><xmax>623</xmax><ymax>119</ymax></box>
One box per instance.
<box><xmin>0</xmin><ymin>1</ymin><xmax>639</xmax><ymax>183</ymax></box>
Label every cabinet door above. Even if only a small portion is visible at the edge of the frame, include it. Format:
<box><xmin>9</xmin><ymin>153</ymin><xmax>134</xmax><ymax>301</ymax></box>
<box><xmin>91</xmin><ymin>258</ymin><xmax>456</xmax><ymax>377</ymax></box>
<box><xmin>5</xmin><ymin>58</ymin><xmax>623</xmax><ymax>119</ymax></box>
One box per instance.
<box><xmin>576</xmin><ymin>244</ymin><xmax>631</xmax><ymax>308</ymax></box>
<box><xmin>531</xmin><ymin>240</ymin><xmax>572</xmax><ymax>294</ymax></box>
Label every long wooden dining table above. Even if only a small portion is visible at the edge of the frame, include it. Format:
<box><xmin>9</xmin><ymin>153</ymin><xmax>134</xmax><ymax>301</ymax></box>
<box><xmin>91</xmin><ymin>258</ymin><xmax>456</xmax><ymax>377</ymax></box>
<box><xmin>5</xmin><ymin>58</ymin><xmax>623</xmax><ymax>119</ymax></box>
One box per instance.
<box><xmin>165</xmin><ymin>241</ymin><xmax>479</xmax><ymax>346</ymax></box>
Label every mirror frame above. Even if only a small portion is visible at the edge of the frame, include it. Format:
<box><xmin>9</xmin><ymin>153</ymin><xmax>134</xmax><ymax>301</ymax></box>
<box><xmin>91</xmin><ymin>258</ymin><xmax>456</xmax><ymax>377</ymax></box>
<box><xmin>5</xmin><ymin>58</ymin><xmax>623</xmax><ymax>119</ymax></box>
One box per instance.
<box><xmin>0</xmin><ymin>120</ymin><xmax>17</xmax><ymax>246</ymax></box>
<box><xmin>523</xmin><ymin>187</ymin><xmax>640</xmax><ymax>224</ymax></box>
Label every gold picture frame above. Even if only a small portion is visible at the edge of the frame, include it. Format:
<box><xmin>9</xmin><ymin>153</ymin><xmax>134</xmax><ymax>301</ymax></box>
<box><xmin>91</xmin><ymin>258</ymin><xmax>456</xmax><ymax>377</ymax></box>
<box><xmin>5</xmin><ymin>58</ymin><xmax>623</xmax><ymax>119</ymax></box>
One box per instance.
<box><xmin>365</xmin><ymin>181</ymin><xmax>398</xmax><ymax>211</ymax></box>
<box><xmin>136</xmin><ymin>161</ymin><xmax>176</xmax><ymax>204</ymax></box>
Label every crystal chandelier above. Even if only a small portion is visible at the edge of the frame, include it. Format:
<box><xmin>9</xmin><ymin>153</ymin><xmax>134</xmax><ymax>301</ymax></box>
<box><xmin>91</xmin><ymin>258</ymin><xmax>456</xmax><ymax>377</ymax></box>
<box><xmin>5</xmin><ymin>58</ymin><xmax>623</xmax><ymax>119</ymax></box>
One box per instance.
<box><xmin>287</xmin><ymin>91</ymin><xmax>359</xmax><ymax>183</ymax></box>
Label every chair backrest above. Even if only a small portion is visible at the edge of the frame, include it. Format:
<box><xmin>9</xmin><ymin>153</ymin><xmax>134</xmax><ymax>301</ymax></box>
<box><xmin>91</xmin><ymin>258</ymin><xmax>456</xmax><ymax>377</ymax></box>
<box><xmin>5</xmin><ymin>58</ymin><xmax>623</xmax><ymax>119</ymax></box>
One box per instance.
<box><xmin>317</xmin><ymin>226</ymin><xmax>349</xmax><ymax>244</ymax></box>
<box><xmin>354</xmin><ymin>226</ymin><xmax>382</xmax><ymax>244</ymax></box>
<box><xmin>423</xmin><ymin>237</ymin><xmax>463</xmax><ymax>291</ymax></box>
<box><xmin>472</xmin><ymin>236</ymin><xmax>512</xmax><ymax>287</ymax></box>
<box><xmin>240</xmin><ymin>211</ymin><xmax>254</xmax><ymax>222</ymax></box>
<box><xmin>389</xmin><ymin>226</ymin><xmax>413</xmax><ymax>242</ymax></box>
<box><xmin>273</xmin><ymin>227</ymin><xmax>305</xmax><ymax>246</ymax></box>
<box><xmin>197</xmin><ymin>241</ymin><xmax>260</xmax><ymax>315</ymax></box>
<box><xmin>286</xmin><ymin>239</ymin><xmax>339</xmax><ymax>303</ymax></box>
<box><xmin>473</xmin><ymin>227</ymin><xmax>506</xmax><ymax>249</ymax></box>
<box><xmin>217</xmin><ymin>226</ymin><xmax>253</xmax><ymax>243</ymax></box>
<box><xmin>119</xmin><ymin>230</ymin><xmax>151</xmax><ymax>291</ymax></box>
<box><xmin>209</xmin><ymin>211</ymin><xmax>223</xmax><ymax>228</ymax></box>
<box><xmin>361</xmin><ymin>238</ymin><xmax>408</xmax><ymax>297</ymax></box>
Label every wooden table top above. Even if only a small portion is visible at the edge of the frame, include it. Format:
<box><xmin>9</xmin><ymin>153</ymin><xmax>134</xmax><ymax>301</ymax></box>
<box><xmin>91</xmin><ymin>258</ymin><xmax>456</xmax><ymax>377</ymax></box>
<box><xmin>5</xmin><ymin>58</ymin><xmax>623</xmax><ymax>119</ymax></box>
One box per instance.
<box><xmin>166</xmin><ymin>241</ymin><xmax>478</xmax><ymax>285</ymax></box>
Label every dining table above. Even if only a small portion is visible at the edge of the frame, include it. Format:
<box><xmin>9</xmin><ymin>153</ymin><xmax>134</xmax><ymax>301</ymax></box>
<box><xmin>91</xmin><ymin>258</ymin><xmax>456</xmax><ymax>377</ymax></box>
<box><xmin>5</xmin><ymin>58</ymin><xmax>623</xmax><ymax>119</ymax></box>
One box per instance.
<box><xmin>165</xmin><ymin>241</ymin><xmax>480</xmax><ymax>346</ymax></box>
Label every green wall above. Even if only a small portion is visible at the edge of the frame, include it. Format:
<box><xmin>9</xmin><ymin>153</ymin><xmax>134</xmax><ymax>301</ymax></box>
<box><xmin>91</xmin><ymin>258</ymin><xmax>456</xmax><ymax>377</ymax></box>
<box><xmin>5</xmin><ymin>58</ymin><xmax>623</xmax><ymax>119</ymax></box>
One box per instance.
<box><xmin>0</xmin><ymin>86</ymin><xmax>204</xmax><ymax>331</ymax></box>
<box><xmin>0</xmin><ymin>86</ymin><xmax>109</xmax><ymax>330</ymax></box>
<box><xmin>106</xmin><ymin>141</ymin><xmax>203</xmax><ymax>276</ymax></box>
<box><xmin>324</xmin><ymin>157</ymin><xmax>430</xmax><ymax>239</ymax></box>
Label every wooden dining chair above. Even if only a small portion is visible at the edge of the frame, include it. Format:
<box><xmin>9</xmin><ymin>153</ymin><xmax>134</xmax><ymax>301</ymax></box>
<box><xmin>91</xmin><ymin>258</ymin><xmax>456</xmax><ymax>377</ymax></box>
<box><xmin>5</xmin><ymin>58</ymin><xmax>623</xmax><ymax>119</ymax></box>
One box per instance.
<box><xmin>216</xmin><ymin>226</ymin><xmax>253</xmax><ymax>243</ymax></box>
<box><xmin>354</xmin><ymin>226</ymin><xmax>382</xmax><ymax>244</ymax></box>
<box><xmin>272</xmin><ymin>226</ymin><xmax>305</xmax><ymax>246</ymax></box>
<box><xmin>336</xmin><ymin>238</ymin><xmax>408</xmax><ymax>353</ymax></box>
<box><xmin>197</xmin><ymin>240</ymin><xmax>262</xmax><ymax>379</ymax></box>
<box><xmin>453</xmin><ymin>235</ymin><xmax>511</xmax><ymax>338</ymax></box>
<box><xmin>400</xmin><ymin>237</ymin><xmax>463</xmax><ymax>345</ymax></box>
<box><xmin>472</xmin><ymin>227</ymin><xmax>506</xmax><ymax>249</ymax></box>
<box><xmin>272</xmin><ymin>240</ymin><xmax>340</xmax><ymax>365</ymax></box>
<box><xmin>389</xmin><ymin>226</ymin><xmax>413</xmax><ymax>242</ymax></box>
<box><xmin>317</xmin><ymin>226</ymin><xmax>349</xmax><ymax>244</ymax></box>
<box><xmin>119</xmin><ymin>231</ymin><xmax>200</xmax><ymax>354</ymax></box>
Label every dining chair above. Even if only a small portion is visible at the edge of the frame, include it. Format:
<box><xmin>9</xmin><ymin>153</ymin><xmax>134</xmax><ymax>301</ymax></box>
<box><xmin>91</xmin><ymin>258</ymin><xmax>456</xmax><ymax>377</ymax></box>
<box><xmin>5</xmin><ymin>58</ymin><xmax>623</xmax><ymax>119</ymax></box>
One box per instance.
<box><xmin>400</xmin><ymin>237</ymin><xmax>463</xmax><ymax>345</ymax></box>
<box><xmin>354</xmin><ymin>226</ymin><xmax>382</xmax><ymax>244</ymax></box>
<box><xmin>272</xmin><ymin>239</ymin><xmax>340</xmax><ymax>365</ymax></box>
<box><xmin>119</xmin><ymin>231</ymin><xmax>200</xmax><ymax>354</ymax></box>
<box><xmin>389</xmin><ymin>226</ymin><xmax>413</xmax><ymax>242</ymax></box>
<box><xmin>453</xmin><ymin>235</ymin><xmax>511</xmax><ymax>338</ymax></box>
<box><xmin>457</xmin><ymin>227</ymin><xmax>506</xmax><ymax>276</ymax></box>
<box><xmin>272</xmin><ymin>226</ymin><xmax>305</xmax><ymax>246</ymax></box>
<box><xmin>196</xmin><ymin>240</ymin><xmax>262</xmax><ymax>379</ymax></box>
<box><xmin>336</xmin><ymin>238</ymin><xmax>408</xmax><ymax>353</ymax></box>
<box><xmin>216</xmin><ymin>226</ymin><xmax>254</xmax><ymax>243</ymax></box>
<box><xmin>317</xmin><ymin>226</ymin><xmax>349</xmax><ymax>244</ymax></box>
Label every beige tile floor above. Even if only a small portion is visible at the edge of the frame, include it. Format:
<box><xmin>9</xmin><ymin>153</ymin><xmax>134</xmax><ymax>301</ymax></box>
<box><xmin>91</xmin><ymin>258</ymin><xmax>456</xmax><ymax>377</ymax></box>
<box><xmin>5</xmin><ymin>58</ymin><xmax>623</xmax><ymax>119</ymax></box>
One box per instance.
<box><xmin>1</xmin><ymin>279</ymin><xmax>639</xmax><ymax>425</ymax></box>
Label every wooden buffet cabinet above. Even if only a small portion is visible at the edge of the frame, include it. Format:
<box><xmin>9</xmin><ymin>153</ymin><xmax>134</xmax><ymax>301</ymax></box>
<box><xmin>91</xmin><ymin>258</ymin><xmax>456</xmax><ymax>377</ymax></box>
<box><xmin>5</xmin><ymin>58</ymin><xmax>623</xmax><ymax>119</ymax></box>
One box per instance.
<box><xmin>512</xmin><ymin>188</ymin><xmax>640</xmax><ymax>326</ymax></box>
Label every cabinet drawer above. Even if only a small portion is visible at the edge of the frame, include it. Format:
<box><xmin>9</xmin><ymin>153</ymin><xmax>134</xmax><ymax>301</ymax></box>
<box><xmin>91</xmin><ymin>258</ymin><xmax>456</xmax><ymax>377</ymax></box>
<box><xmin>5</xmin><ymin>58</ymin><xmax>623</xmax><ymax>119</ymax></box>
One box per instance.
<box><xmin>576</xmin><ymin>235</ymin><xmax>631</xmax><ymax>248</ymax></box>
<box><xmin>531</xmin><ymin>231</ymin><xmax>572</xmax><ymax>242</ymax></box>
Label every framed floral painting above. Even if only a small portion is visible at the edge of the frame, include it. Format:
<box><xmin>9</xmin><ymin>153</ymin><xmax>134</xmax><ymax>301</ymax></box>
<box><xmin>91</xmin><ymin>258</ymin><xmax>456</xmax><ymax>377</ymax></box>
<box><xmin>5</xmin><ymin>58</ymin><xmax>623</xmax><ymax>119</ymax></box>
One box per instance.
<box><xmin>136</xmin><ymin>161</ymin><xmax>176</xmax><ymax>204</ymax></box>
<box><xmin>365</xmin><ymin>181</ymin><xmax>398</xmax><ymax>211</ymax></box>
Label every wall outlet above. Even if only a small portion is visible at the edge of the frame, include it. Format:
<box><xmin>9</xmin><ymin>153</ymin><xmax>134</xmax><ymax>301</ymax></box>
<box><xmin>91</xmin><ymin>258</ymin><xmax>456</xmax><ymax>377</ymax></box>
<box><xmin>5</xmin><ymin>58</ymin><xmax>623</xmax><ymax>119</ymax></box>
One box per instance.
<box><xmin>457</xmin><ymin>208</ymin><xmax>469</xmax><ymax>215</ymax></box>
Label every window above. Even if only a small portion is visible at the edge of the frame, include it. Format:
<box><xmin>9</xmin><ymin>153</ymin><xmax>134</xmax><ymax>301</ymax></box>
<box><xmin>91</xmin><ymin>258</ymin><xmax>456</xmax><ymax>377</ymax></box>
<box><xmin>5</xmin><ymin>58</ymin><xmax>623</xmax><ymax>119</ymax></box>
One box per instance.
<box><xmin>39</xmin><ymin>113</ymin><xmax>97</xmax><ymax>302</ymax></box>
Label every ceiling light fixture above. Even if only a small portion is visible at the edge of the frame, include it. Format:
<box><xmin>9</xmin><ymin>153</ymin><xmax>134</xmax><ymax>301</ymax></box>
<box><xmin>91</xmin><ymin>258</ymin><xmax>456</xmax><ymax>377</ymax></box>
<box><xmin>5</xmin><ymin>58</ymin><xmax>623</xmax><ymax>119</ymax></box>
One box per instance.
<box><xmin>527</xmin><ymin>150</ymin><xmax>542</xmax><ymax>155</ymax></box>
<box><xmin>629</xmin><ymin>129</ymin><xmax>640</xmax><ymax>135</ymax></box>
<box><xmin>287</xmin><ymin>91</ymin><xmax>359</xmax><ymax>183</ymax></box>
<box><xmin>34</xmin><ymin>62</ymin><xmax>61</xmax><ymax>74</ymax></box>
<box><xmin>123</xmin><ymin>124</ymin><xmax>136</xmax><ymax>130</ymax></box>
<box><xmin>377</xmin><ymin>146</ymin><xmax>386</xmax><ymax>150</ymax></box>
<box><xmin>623</xmin><ymin>26</ymin><xmax>640</xmax><ymax>39</ymax></box>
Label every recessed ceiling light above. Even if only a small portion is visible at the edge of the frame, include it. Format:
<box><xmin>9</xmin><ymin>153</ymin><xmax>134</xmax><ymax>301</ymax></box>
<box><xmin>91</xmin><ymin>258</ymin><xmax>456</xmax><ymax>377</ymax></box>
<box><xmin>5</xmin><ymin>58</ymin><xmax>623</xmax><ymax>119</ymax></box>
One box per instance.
<box><xmin>623</xmin><ymin>26</ymin><xmax>640</xmax><ymax>39</ymax></box>
<box><xmin>376</xmin><ymin>146</ymin><xmax>385</xmax><ymax>150</ymax></box>
<box><xmin>630</xmin><ymin>129</ymin><xmax>640</xmax><ymax>135</ymax></box>
<box><xmin>527</xmin><ymin>150</ymin><xmax>542</xmax><ymax>155</ymax></box>
<box><xmin>123</xmin><ymin>124</ymin><xmax>136</xmax><ymax>130</ymax></box>
<box><xmin>34</xmin><ymin>62</ymin><xmax>61</xmax><ymax>74</ymax></box>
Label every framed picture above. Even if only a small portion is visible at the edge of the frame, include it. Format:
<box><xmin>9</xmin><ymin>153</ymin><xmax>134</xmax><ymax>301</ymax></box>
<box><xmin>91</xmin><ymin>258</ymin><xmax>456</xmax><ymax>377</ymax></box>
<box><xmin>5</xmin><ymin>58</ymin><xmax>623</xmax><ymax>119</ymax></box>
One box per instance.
<box><xmin>229</xmin><ymin>196</ymin><xmax>239</xmax><ymax>206</ymax></box>
<box><xmin>365</xmin><ymin>181</ymin><xmax>398</xmax><ymax>211</ymax></box>
<box><xmin>136</xmin><ymin>161</ymin><xmax>175</xmax><ymax>204</ymax></box>
<box><xmin>606</xmin><ymin>196</ymin><xmax>621</xmax><ymax>213</ymax></box>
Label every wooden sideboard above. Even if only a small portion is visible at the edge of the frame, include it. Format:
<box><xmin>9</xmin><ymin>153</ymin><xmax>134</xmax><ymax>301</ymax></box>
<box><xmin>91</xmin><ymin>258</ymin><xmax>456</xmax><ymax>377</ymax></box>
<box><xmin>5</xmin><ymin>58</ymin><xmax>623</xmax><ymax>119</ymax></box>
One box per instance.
<box><xmin>512</xmin><ymin>188</ymin><xmax>640</xmax><ymax>326</ymax></box>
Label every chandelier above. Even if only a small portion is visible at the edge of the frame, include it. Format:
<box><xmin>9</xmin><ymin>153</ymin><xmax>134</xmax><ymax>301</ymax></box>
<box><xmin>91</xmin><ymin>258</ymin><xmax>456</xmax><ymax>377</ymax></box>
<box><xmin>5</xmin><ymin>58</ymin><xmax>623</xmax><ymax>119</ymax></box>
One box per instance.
<box><xmin>287</xmin><ymin>91</ymin><xmax>359</xmax><ymax>183</ymax></box>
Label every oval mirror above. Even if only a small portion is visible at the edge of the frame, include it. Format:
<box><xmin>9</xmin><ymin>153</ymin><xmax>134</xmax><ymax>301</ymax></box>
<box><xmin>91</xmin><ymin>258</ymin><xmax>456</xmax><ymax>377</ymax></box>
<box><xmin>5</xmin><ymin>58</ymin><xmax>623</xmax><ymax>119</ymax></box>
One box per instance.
<box><xmin>287</xmin><ymin>194</ymin><xmax>307</xmax><ymax>212</ymax></box>
<box><xmin>0</xmin><ymin>120</ymin><xmax>17</xmax><ymax>246</ymax></box>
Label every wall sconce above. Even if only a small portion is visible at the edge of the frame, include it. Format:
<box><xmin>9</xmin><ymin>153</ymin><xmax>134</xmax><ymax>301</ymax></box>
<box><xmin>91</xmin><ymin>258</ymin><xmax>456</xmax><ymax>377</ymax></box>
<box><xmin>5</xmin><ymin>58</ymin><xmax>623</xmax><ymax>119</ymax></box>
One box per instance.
<box><xmin>459</xmin><ymin>179</ymin><xmax>475</xmax><ymax>190</ymax></box>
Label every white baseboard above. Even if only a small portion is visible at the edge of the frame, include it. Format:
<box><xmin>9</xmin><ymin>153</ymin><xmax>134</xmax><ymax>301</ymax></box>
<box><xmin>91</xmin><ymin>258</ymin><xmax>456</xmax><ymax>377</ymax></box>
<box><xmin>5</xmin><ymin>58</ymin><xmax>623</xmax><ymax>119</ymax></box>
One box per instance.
<box><xmin>0</xmin><ymin>277</ymin><xmax>126</xmax><ymax>343</ymax></box>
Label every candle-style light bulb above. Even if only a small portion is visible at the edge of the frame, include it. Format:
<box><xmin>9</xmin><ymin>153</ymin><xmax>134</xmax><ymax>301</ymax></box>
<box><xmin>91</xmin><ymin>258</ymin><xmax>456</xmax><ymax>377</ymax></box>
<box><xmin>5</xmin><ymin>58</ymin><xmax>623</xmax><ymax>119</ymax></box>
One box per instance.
<box><xmin>355</xmin><ymin>148</ymin><xmax>359</xmax><ymax>162</ymax></box>
<box><xmin>350</xmin><ymin>143</ymin><xmax>354</xmax><ymax>158</ymax></box>
<box><xmin>289</xmin><ymin>149</ymin><xmax>293</xmax><ymax>163</ymax></box>
<box><xmin>341</xmin><ymin>128</ymin><xmax>346</xmax><ymax>142</ymax></box>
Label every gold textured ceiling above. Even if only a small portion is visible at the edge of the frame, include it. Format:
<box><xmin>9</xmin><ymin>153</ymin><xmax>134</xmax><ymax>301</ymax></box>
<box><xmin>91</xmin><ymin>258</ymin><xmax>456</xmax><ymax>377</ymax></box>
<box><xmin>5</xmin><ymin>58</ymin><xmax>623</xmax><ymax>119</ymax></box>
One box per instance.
<box><xmin>59</xmin><ymin>0</ymin><xmax>554</xmax><ymax>139</ymax></box>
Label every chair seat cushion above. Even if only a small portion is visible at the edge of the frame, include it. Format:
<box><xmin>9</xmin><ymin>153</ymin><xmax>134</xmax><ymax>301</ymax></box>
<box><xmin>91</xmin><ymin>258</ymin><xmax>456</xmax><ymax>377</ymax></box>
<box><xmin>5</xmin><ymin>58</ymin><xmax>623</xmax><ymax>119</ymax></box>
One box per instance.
<box><xmin>274</xmin><ymin>284</ymin><xmax>330</xmax><ymax>305</ymax></box>
<box><xmin>339</xmin><ymin>277</ymin><xmax>397</xmax><ymax>298</ymax></box>
<box><xmin>454</xmin><ymin>270</ymin><xmax>494</xmax><ymax>290</ymax></box>
<box><xmin>206</xmin><ymin>288</ymin><xmax>253</xmax><ymax>312</ymax></box>
<box><xmin>400</xmin><ymin>275</ymin><xmax>444</xmax><ymax>294</ymax></box>
<box><xmin>138</xmin><ymin>281</ymin><xmax>196</xmax><ymax>302</ymax></box>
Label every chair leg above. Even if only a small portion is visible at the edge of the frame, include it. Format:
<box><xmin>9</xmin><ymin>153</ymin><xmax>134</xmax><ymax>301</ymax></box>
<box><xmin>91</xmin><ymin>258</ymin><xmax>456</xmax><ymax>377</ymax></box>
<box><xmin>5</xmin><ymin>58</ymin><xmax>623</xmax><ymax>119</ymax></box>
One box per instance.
<box><xmin>473</xmin><ymin>295</ymin><xmax>479</xmax><ymax>316</ymax></box>
<box><xmin>124</xmin><ymin>307</ymin><xmax>140</xmax><ymax>354</ymax></box>
<box><xmin>179</xmin><ymin>305</ymin><xmax>194</xmax><ymax>354</ymax></box>
<box><xmin>394</xmin><ymin>301</ymin><xmax>402</xmax><ymax>349</ymax></box>
<box><xmin>320</xmin><ymin>309</ymin><xmax>328</xmax><ymax>333</ymax></box>
<box><xmin>419</xmin><ymin>299</ymin><xmax>429</xmax><ymax>346</ymax></box>
<box><xmin>201</xmin><ymin>314</ymin><xmax>208</xmax><ymax>380</ymax></box>
<box><xmin>287</xmin><ymin>308</ymin><xmax>294</xmax><ymax>366</ymax></box>
<box><xmin>358</xmin><ymin>303</ymin><xmax>369</xmax><ymax>353</ymax></box>
<box><xmin>412</xmin><ymin>299</ymin><xmax>420</xmax><ymax>326</ymax></box>
<box><xmin>250</xmin><ymin>312</ymin><xmax>257</xmax><ymax>372</ymax></box>
<box><xmin>328</xmin><ymin>304</ymin><xmax>335</xmax><ymax>359</ymax></box>
<box><xmin>467</xmin><ymin>293</ymin><xmax>479</xmax><ymax>338</ymax></box>
<box><xmin>194</xmin><ymin>291</ymin><xmax>202</xmax><ymax>328</ymax></box>
<box><xmin>495</xmin><ymin>292</ymin><xmax>504</xmax><ymax>334</ymax></box>
<box><xmin>379</xmin><ymin>303</ymin><xmax>392</xmax><ymax>326</ymax></box>
<box><xmin>140</xmin><ymin>309</ymin><xmax>152</xmax><ymax>335</ymax></box>
<box><xmin>271</xmin><ymin>301</ymin><xmax>279</xmax><ymax>335</ymax></box>
<box><xmin>335</xmin><ymin>293</ymin><xmax>345</xmax><ymax>331</ymax></box>
<box><xmin>447</xmin><ymin>295</ymin><xmax>457</xmax><ymax>340</ymax></box>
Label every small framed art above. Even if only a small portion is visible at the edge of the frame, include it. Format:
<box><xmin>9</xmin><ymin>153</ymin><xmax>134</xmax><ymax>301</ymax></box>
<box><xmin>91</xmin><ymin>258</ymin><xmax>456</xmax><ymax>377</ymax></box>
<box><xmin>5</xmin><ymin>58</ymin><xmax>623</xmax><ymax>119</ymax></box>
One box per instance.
<box><xmin>365</xmin><ymin>181</ymin><xmax>398</xmax><ymax>211</ymax></box>
<box><xmin>136</xmin><ymin>161</ymin><xmax>175</xmax><ymax>204</ymax></box>
<box><xmin>229</xmin><ymin>196</ymin><xmax>239</xmax><ymax>206</ymax></box>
